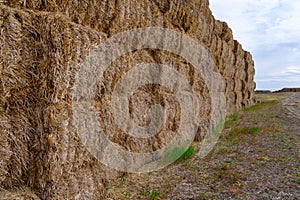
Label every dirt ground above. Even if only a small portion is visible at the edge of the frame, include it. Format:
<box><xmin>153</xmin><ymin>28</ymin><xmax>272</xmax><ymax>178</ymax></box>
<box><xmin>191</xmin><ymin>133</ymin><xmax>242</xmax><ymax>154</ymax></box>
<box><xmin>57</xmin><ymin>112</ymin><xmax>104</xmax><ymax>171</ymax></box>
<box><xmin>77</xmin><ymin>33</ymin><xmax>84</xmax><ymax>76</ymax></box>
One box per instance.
<box><xmin>105</xmin><ymin>92</ymin><xmax>300</xmax><ymax>200</ymax></box>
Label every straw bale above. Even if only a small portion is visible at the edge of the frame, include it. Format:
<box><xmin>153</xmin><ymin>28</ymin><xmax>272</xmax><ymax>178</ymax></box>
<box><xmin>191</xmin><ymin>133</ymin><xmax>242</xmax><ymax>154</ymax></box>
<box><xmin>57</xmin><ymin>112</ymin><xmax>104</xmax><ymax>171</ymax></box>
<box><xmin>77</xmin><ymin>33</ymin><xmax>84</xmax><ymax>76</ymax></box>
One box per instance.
<box><xmin>0</xmin><ymin>5</ymin><xmax>37</xmax><ymax>188</ymax></box>
<box><xmin>2</xmin><ymin>0</ymin><xmax>117</xmax><ymax>34</ymax></box>
<box><xmin>29</xmin><ymin>102</ymin><xmax>111</xmax><ymax>199</ymax></box>
<box><xmin>0</xmin><ymin>186</ymin><xmax>40</xmax><ymax>200</ymax></box>
<box><xmin>23</xmin><ymin>10</ymin><xmax>120</xmax><ymax>200</ymax></box>
<box><xmin>0</xmin><ymin>4</ymin><xmax>120</xmax><ymax>199</ymax></box>
<box><xmin>95</xmin><ymin>49</ymin><xmax>212</xmax><ymax>150</ymax></box>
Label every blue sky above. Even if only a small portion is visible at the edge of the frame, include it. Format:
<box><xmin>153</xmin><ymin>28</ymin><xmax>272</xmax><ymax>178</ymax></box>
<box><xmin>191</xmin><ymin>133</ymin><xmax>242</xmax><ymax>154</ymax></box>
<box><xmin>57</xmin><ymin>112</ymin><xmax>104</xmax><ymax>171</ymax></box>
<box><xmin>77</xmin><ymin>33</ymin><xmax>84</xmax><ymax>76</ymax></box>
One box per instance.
<box><xmin>210</xmin><ymin>0</ymin><xmax>300</xmax><ymax>91</ymax></box>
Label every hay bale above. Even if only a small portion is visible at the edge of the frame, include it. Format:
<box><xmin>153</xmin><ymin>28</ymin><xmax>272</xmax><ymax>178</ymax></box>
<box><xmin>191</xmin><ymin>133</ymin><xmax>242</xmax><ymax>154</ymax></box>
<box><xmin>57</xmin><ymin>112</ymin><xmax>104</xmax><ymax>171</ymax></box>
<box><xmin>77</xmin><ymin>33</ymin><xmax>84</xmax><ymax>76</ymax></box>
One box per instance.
<box><xmin>0</xmin><ymin>5</ymin><xmax>36</xmax><ymax>188</ymax></box>
<box><xmin>0</xmin><ymin>186</ymin><xmax>40</xmax><ymax>200</ymax></box>
<box><xmin>30</xmin><ymin>102</ymin><xmax>111</xmax><ymax>199</ymax></box>
<box><xmin>23</xmin><ymin>10</ymin><xmax>119</xmax><ymax>200</ymax></box>
<box><xmin>93</xmin><ymin>49</ymin><xmax>212</xmax><ymax>148</ymax></box>
<box><xmin>0</xmin><ymin>5</ymin><xmax>120</xmax><ymax>199</ymax></box>
<box><xmin>2</xmin><ymin>0</ymin><xmax>117</xmax><ymax>33</ymax></box>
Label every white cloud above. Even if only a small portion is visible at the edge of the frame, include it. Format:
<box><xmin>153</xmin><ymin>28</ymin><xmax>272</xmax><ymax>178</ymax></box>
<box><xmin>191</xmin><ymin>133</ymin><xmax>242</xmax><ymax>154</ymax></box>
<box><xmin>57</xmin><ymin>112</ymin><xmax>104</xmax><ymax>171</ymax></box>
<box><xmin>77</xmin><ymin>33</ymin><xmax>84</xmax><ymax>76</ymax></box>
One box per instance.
<box><xmin>285</xmin><ymin>66</ymin><xmax>300</xmax><ymax>74</ymax></box>
<box><xmin>210</xmin><ymin>0</ymin><xmax>300</xmax><ymax>90</ymax></box>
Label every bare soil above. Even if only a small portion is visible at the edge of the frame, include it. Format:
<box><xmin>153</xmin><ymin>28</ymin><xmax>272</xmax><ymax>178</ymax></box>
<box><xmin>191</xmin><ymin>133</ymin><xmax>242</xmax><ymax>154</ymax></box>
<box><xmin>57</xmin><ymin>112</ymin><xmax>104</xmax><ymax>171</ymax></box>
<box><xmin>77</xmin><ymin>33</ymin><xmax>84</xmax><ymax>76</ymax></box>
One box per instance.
<box><xmin>105</xmin><ymin>92</ymin><xmax>300</xmax><ymax>200</ymax></box>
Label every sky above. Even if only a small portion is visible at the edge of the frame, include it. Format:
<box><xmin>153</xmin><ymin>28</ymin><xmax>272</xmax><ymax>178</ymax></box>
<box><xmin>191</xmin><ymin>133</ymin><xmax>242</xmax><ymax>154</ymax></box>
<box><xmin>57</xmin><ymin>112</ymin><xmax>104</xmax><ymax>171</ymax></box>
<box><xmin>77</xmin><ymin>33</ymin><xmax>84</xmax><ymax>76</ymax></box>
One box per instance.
<box><xmin>209</xmin><ymin>0</ymin><xmax>300</xmax><ymax>91</ymax></box>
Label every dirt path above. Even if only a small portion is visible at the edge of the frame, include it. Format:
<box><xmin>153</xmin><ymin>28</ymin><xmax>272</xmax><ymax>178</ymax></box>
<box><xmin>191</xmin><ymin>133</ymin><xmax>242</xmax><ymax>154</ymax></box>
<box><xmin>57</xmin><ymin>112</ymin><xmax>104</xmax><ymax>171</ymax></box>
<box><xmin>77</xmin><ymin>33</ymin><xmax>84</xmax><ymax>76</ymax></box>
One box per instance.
<box><xmin>282</xmin><ymin>92</ymin><xmax>300</xmax><ymax>120</ymax></box>
<box><xmin>106</xmin><ymin>92</ymin><xmax>300</xmax><ymax>200</ymax></box>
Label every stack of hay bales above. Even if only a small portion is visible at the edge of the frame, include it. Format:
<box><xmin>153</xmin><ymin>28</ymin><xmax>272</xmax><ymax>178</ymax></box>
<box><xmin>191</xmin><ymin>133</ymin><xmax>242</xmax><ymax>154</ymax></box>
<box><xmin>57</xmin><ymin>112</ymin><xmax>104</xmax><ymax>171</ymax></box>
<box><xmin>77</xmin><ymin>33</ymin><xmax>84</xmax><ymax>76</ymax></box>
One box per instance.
<box><xmin>212</xmin><ymin>21</ymin><xmax>256</xmax><ymax>112</ymax></box>
<box><xmin>0</xmin><ymin>0</ymin><xmax>256</xmax><ymax>199</ymax></box>
<box><xmin>0</xmin><ymin>4</ymin><xmax>116</xmax><ymax>199</ymax></box>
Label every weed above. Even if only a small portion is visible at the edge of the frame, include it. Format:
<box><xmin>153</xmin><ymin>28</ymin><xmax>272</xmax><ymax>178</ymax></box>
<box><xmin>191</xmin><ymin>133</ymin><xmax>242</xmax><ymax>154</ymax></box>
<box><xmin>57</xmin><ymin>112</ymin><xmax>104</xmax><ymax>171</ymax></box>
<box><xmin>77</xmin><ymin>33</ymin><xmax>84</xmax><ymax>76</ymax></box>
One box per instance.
<box><xmin>192</xmin><ymin>165</ymin><xmax>209</xmax><ymax>172</ymax></box>
<box><xmin>224</xmin><ymin>159</ymin><xmax>233</xmax><ymax>164</ymax></box>
<box><xmin>120</xmin><ymin>176</ymin><xmax>125</xmax><ymax>185</ymax></box>
<box><xmin>121</xmin><ymin>191</ymin><xmax>131</xmax><ymax>198</ymax></box>
<box><xmin>199</xmin><ymin>165</ymin><xmax>209</xmax><ymax>170</ymax></box>
<box><xmin>183</xmin><ymin>160</ymin><xmax>192</xmax><ymax>168</ymax></box>
<box><xmin>260</xmin><ymin>113</ymin><xmax>267</xmax><ymax>119</ymax></box>
<box><xmin>141</xmin><ymin>187</ymin><xmax>160</xmax><ymax>200</ymax></box>
<box><xmin>224</xmin><ymin>113</ymin><xmax>238</xmax><ymax>127</ymax></box>
<box><xmin>249</xmin><ymin>127</ymin><xmax>259</xmax><ymax>133</ymax></box>
<box><xmin>288</xmin><ymin>171</ymin><xmax>300</xmax><ymax>183</ymax></box>
<box><xmin>216</xmin><ymin>162</ymin><xmax>229</xmax><ymax>178</ymax></box>
<box><xmin>201</xmin><ymin>173</ymin><xmax>209</xmax><ymax>178</ymax></box>
<box><xmin>217</xmin><ymin>162</ymin><xmax>229</xmax><ymax>170</ymax></box>
<box><xmin>275</xmin><ymin>157</ymin><xmax>285</xmax><ymax>162</ymax></box>
<box><xmin>234</xmin><ymin>181</ymin><xmax>243</xmax><ymax>187</ymax></box>
<box><xmin>140</xmin><ymin>187</ymin><xmax>150</xmax><ymax>196</ymax></box>
<box><xmin>217</xmin><ymin>146</ymin><xmax>238</xmax><ymax>154</ymax></box>
<box><xmin>272</xmin><ymin>133</ymin><xmax>293</xmax><ymax>149</ymax></box>
<box><xmin>150</xmin><ymin>191</ymin><xmax>160</xmax><ymax>199</ymax></box>
<box><xmin>256</xmin><ymin>156</ymin><xmax>270</xmax><ymax>162</ymax></box>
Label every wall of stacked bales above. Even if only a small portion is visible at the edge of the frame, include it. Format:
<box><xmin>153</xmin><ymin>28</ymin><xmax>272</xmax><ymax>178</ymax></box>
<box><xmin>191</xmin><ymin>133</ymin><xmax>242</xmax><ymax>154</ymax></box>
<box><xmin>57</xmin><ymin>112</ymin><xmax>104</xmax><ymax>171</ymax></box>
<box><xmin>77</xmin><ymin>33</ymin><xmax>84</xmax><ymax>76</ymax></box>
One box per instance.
<box><xmin>0</xmin><ymin>0</ymin><xmax>256</xmax><ymax>199</ymax></box>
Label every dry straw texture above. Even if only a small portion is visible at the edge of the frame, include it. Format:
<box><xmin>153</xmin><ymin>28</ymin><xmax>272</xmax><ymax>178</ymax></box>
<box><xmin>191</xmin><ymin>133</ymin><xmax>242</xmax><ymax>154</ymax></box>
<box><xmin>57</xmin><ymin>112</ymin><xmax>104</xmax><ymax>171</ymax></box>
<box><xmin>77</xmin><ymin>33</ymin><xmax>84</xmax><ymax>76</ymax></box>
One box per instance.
<box><xmin>0</xmin><ymin>186</ymin><xmax>40</xmax><ymax>200</ymax></box>
<box><xmin>0</xmin><ymin>3</ymin><xmax>118</xmax><ymax>199</ymax></box>
<box><xmin>0</xmin><ymin>5</ymin><xmax>35</xmax><ymax>189</ymax></box>
<box><xmin>0</xmin><ymin>0</ymin><xmax>256</xmax><ymax>199</ymax></box>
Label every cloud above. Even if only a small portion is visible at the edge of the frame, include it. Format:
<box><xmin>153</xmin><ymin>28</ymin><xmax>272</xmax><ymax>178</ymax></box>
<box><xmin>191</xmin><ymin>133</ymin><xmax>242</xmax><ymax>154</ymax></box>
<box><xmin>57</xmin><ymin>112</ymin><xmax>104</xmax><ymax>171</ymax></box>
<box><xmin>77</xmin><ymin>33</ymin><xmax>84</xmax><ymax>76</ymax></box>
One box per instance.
<box><xmin>286</xmin><ymin>66</ymin><xmax>300</xmax><ymax>74</ymax></box>
<box><xmin>210</xmin><ymin>0</ymin><xmax>300</xmax><ymax>90</ymax></box>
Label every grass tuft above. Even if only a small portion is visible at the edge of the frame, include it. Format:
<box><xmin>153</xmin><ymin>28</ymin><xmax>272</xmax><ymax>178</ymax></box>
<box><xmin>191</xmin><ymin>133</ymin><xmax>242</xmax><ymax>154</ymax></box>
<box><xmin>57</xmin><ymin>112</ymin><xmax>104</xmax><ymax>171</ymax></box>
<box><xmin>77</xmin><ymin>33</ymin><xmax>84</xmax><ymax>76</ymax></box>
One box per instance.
<box><xmin>178</xmin><ymin>146</ymin><xmax>195</xmax><ymax>161</ymax></box>
<box><xmin>160</xmin><ymin>145</ymin><xmax>195</xmax><ymax>164</ymax></box>
<box><xmin>224</xmin><ymin>113</ymin><xmax>238</xmax><ymax>127</ymax></box>
<box><xmin>140</xmin><ymin>187</ymin><xmax>160</xmax><ymax>200</ymax></box>
<box><xmin>225</xmin><ymin>127</ymin><xmax>259</xmax><ymax>144</ymax></box>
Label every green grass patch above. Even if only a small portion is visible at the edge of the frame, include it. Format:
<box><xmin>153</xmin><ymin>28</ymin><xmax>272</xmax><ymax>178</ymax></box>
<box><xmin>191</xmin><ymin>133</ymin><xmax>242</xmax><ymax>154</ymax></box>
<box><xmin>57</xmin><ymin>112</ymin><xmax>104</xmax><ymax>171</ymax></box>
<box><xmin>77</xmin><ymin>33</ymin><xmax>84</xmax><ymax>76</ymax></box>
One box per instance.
<box><xmin>242</xmin><ymin>100</ymin><xmax>277</xmax><ymax>111</ymax></box>
<box><xmin>178</xmin><ymin>146</ymin><xmax>195</xmax><ymax>161</ymax></box>
<box><xmin>287</xmin><ymin>171</ymin><xmax>300</xmax><ymax>184</ymax></box>
<box><xmin>224</xmin><ymin>113</ymin><xmax>238</xmax><ymax>127</ymax></box>
<box><xmin>225</xmin><ymin>127</ymin><xmax>259</xmax><ymax>144</ymax></box>
<box><xmin>120</xmin><ymin>175</ymin><xmax>125</xmax><ymax>185</ymax></box>
<box><xmin>140</xmin><ymin>187</ymin><xmax>160</xmax><ymax>200</ymax></box>
<box><xmin>121</xmin><ymin>191</ymin><xmax>131</xmax><ymax>198</ymax></box>
<box><xmin>256</xmin><ymin>156</ymin><xmax>270</xmax><ymax>162</ymax></box>
<box><xmin>216</xmin><ymin>162</ymin><xmax>229</xmax><ymax>176</ymax></box>
<box><xmin>160</xmin><ymin>145</ymin><xmax>195</xmax><ymax>164</ymax></box>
